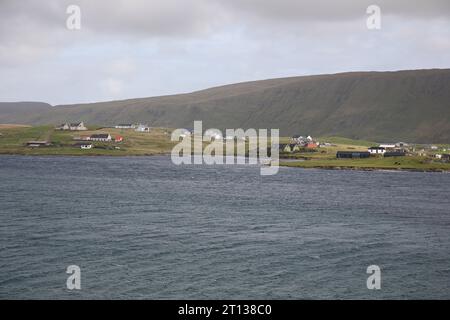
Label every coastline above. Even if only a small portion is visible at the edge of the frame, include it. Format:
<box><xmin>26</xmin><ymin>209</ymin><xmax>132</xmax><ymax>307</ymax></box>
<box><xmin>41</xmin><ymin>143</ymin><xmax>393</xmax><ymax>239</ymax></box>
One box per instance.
<box><xmin>0</xmin><ymin>153</ymin><xmax>448</xmax><ymax>173</ymax></box>
<box><xmin>279</xmin><ymin>160</ymin><xmax>450</xmax><ymax>173</ymax></box>
<box><xmin>280</xmin><ymin>163</ymin><xmax>450</xmax><ymax>173</ymax></box>
<box><xmin>1</xmin><ymin>125</ymin><xmax>449</xmax><ymax>172</ymax></box>
<box><xmin>0</xmin><ymin>151</ymin><xmax>171</xmax><ymax>157</ymax></box>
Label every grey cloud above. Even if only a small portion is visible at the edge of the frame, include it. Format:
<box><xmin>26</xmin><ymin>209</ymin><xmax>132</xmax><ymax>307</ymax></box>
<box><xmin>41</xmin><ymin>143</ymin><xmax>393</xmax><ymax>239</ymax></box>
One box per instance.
<box><xmin>0</xmin><ymin>0</ymin><xmax>223</xmax><ymax>39</ymax></box>
<box><xmin>218</xmin><ymin>0</ymin><xmax>450</xmax><ymax>22</ymax></box>
<box><xmin>1</xmin><ymin>0</ymin><xmax>449</xmax><ymax>41</ymax></box>
<box><xmin>0</xmin><ymin>1</ymin><xmax>449</xmax><ymax>104</ymax></box>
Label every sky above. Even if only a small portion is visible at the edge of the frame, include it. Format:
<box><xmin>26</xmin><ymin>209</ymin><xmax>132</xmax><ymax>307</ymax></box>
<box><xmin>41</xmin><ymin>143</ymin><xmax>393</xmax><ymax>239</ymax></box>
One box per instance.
<box><xmin>0</xmin><ymin>0</ymin><xmax>449</xmax><ymax>105</ymax></box>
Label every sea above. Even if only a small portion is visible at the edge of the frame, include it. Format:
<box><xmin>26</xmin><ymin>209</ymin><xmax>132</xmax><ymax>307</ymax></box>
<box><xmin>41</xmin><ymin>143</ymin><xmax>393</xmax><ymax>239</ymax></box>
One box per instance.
<box><xmin>0</xmin><ymin>155</ymin><xmax>449</xmax><ymax>299</ymax></box>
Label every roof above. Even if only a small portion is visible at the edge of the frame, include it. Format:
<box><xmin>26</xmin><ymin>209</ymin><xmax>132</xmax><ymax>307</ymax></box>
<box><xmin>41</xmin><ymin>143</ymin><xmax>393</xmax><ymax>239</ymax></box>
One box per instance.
<box><xmin>90</xmin><ymin>134</ymin><xmax>110</xmax><ymax>139</ymax></box>
<box><xmin>379</xmin><ymin>143</ymin><xmax>396</xmax><ymax>147</ymax></box>
<box><xmin>70</xmin><ymin>122</ymin><xmax>83</xmax><ymax>126</ymax></box>
<box><xmin>337</xmin><ymin>151</ymin><xmax>370</xmax><ymax>155</ymax></box>
<box><xmin>369</xmin><ymin>146</ymin><xmax>385</xmax><ymax>150</ymax></box>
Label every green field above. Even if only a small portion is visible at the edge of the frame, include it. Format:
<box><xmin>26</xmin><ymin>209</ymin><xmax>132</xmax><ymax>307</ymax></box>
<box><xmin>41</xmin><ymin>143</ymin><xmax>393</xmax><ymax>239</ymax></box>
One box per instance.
<box><xmin>317</xmin><ymin>136</ymin><xmax>376</xmax><ymax>147</ymax></box>
<box><xmin>0</xmin><ymin>125</ymin><xmax>176</xmax><ymax>156</ymax></box>
<box><xmin>279</xmin><ymin>138</ymin><xmax>450</xmax><ymax>172</ymax></box>
<box><xmin>0</xmin><ymin>125</ymin><xmax>272</xmax><ymax>157</ymax></box>
<box><xmin>280</xmin><ymin>157</ymin><xmax>450</xmax><ymax>172</ymax></box>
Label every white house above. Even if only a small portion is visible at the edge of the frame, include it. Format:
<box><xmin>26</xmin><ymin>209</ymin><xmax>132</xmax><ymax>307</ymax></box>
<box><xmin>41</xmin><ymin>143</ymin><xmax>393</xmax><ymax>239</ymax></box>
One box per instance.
<box><xmin>135</xmin><ymin>124</ymin><xmax>151</xmax><ymax>132</ymax></box>
<box><xmin>75</xmin><ymin>142</ymin><xmax>93</xmax><ymax>149</ymax></box>
<box><xmin>56</xmin><ymin>123</ymin><xmax>70</xmax><ymax>130</ymax></box>
<box><xmin>368</xmin><ymin>147</ymin><xmax>386</xmax><ymax>155</ymax></box>
<box><xmin>204</xmin><ymin>129</ymin><xmax>223</xmax><ymax>141</ymax></box>
<box><xmin>178</xmin><ymin>129</ymin><xmax>192</xmax><ymax>138</ymax></box>
<box><xmin>115</xmin><ymin>124</ymin><xmax>136</xmax><ymax>129</ymax></box>
<box><xmin>379</xmin><ymin>143</ymin><xmax>396</xmax><ymax>150</ymax></box>
<box><xmin>56</xmin><ymin>122</ymin><xmax>87</xmax><ymax>131</ymax></box>
<box><xmin>70</xmin><ymin>122</ymin><xmax>87</xmax><ymax>131</ymax></box>
<box><xmin>225</xmin><ymin>135</ymin><xmax>247</xmax><ymax>141</ymax></box>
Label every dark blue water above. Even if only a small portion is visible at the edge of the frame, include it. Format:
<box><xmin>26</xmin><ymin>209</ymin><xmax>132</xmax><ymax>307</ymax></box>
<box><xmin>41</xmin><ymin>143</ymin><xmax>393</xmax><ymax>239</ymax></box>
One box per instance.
<box><xmin>0</xmin><ymin>155</ymin><xmax>449</xmax><ymax>299</ymax></box>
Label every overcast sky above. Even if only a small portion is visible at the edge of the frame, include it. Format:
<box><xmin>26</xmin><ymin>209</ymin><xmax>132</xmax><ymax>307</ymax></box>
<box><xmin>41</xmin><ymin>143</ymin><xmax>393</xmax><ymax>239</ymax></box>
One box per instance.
<box><xmin>1</xmin><ymin>0</ymin><xmax>449</xmax><ymax>105</ymax></box>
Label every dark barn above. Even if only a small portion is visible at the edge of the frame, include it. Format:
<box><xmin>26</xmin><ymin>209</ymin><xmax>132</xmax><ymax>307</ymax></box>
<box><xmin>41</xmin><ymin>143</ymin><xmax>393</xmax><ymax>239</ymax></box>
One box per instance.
<box><xmin>336</xmin><ymin>151</ymin><xmax>371</xmax><ymax>159</ymax></box>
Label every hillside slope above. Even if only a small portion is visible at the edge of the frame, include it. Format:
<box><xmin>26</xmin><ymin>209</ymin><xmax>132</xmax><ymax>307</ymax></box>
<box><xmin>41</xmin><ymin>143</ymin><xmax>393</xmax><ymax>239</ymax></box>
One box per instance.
<box><xmin>1</xmin><ymin>69</ymin><xmax>449</xmax><ymax>142</ymax></box>
<box><xmin>0</xmin><ymin>102</ymin><xmax>53</xmax><ymax>124</ymax></box>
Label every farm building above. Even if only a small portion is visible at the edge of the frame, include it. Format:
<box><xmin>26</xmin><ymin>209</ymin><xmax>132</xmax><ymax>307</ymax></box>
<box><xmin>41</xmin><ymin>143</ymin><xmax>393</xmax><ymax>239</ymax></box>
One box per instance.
<box><xmin>368</xmin><ymin>147</ymin><xmax>386</xmax><ymax>155</ymax></box>
<box><xmin>115</xmin><ymin>124</ymin><xmax>136</xmax><ymax>129</ymax></box>
<box><xmin>290</xmin><ymin>135</ymin><xmax>318</xmax><ymax>146</ymax></box>
<box><xmin>436</xmin><ymin>154</ymin><xmax>450</xmax><ymax>160</ymax></box>
<box><xmin>379</xmin><ymin>143</ymin><xmax>396</xmax><ymax>150</ymax></box>
<box><xmin>26</xmin><ymin>141</ymin><xmax>50</xmax><ymax>148</ymax></box>
<box><xmin>90</xmin><ymin>134</ymin><xmax>112</xmax><ymax>142</ymax></box>
<box><xmin>336</xmin><ymin>151</ymin><xmax>370</xmax><ymax>159</ymax></box>
<box><xmin>73</xmin><ymin>135</ymin><xmax>91</xmax><ymax>141</ymax></box>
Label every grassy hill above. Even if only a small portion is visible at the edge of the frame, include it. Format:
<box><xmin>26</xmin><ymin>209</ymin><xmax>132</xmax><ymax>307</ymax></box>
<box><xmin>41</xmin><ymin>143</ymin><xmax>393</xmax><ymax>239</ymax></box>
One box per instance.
<box><xmin>1</xmin><ymin>69</ymin><xmax>450</xmax><ymax>143</ymax></box>
<box><xmin>0</xmin><ymin>102</ymin><xmax>52</xmax><ymax>124</ymax></box>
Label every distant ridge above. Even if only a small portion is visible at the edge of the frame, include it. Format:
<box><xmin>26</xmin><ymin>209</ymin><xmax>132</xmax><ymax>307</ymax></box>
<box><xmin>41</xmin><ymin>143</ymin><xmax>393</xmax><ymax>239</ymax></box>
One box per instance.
<box><xmin>1</xmin><ymin>69</ymin><xmax>449</xmax><ymax>143</ymax></box>
<box><xmin>0</xmin><ymin>102</ymin><xmax>53</xmax><ymax>124</ymax></box>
